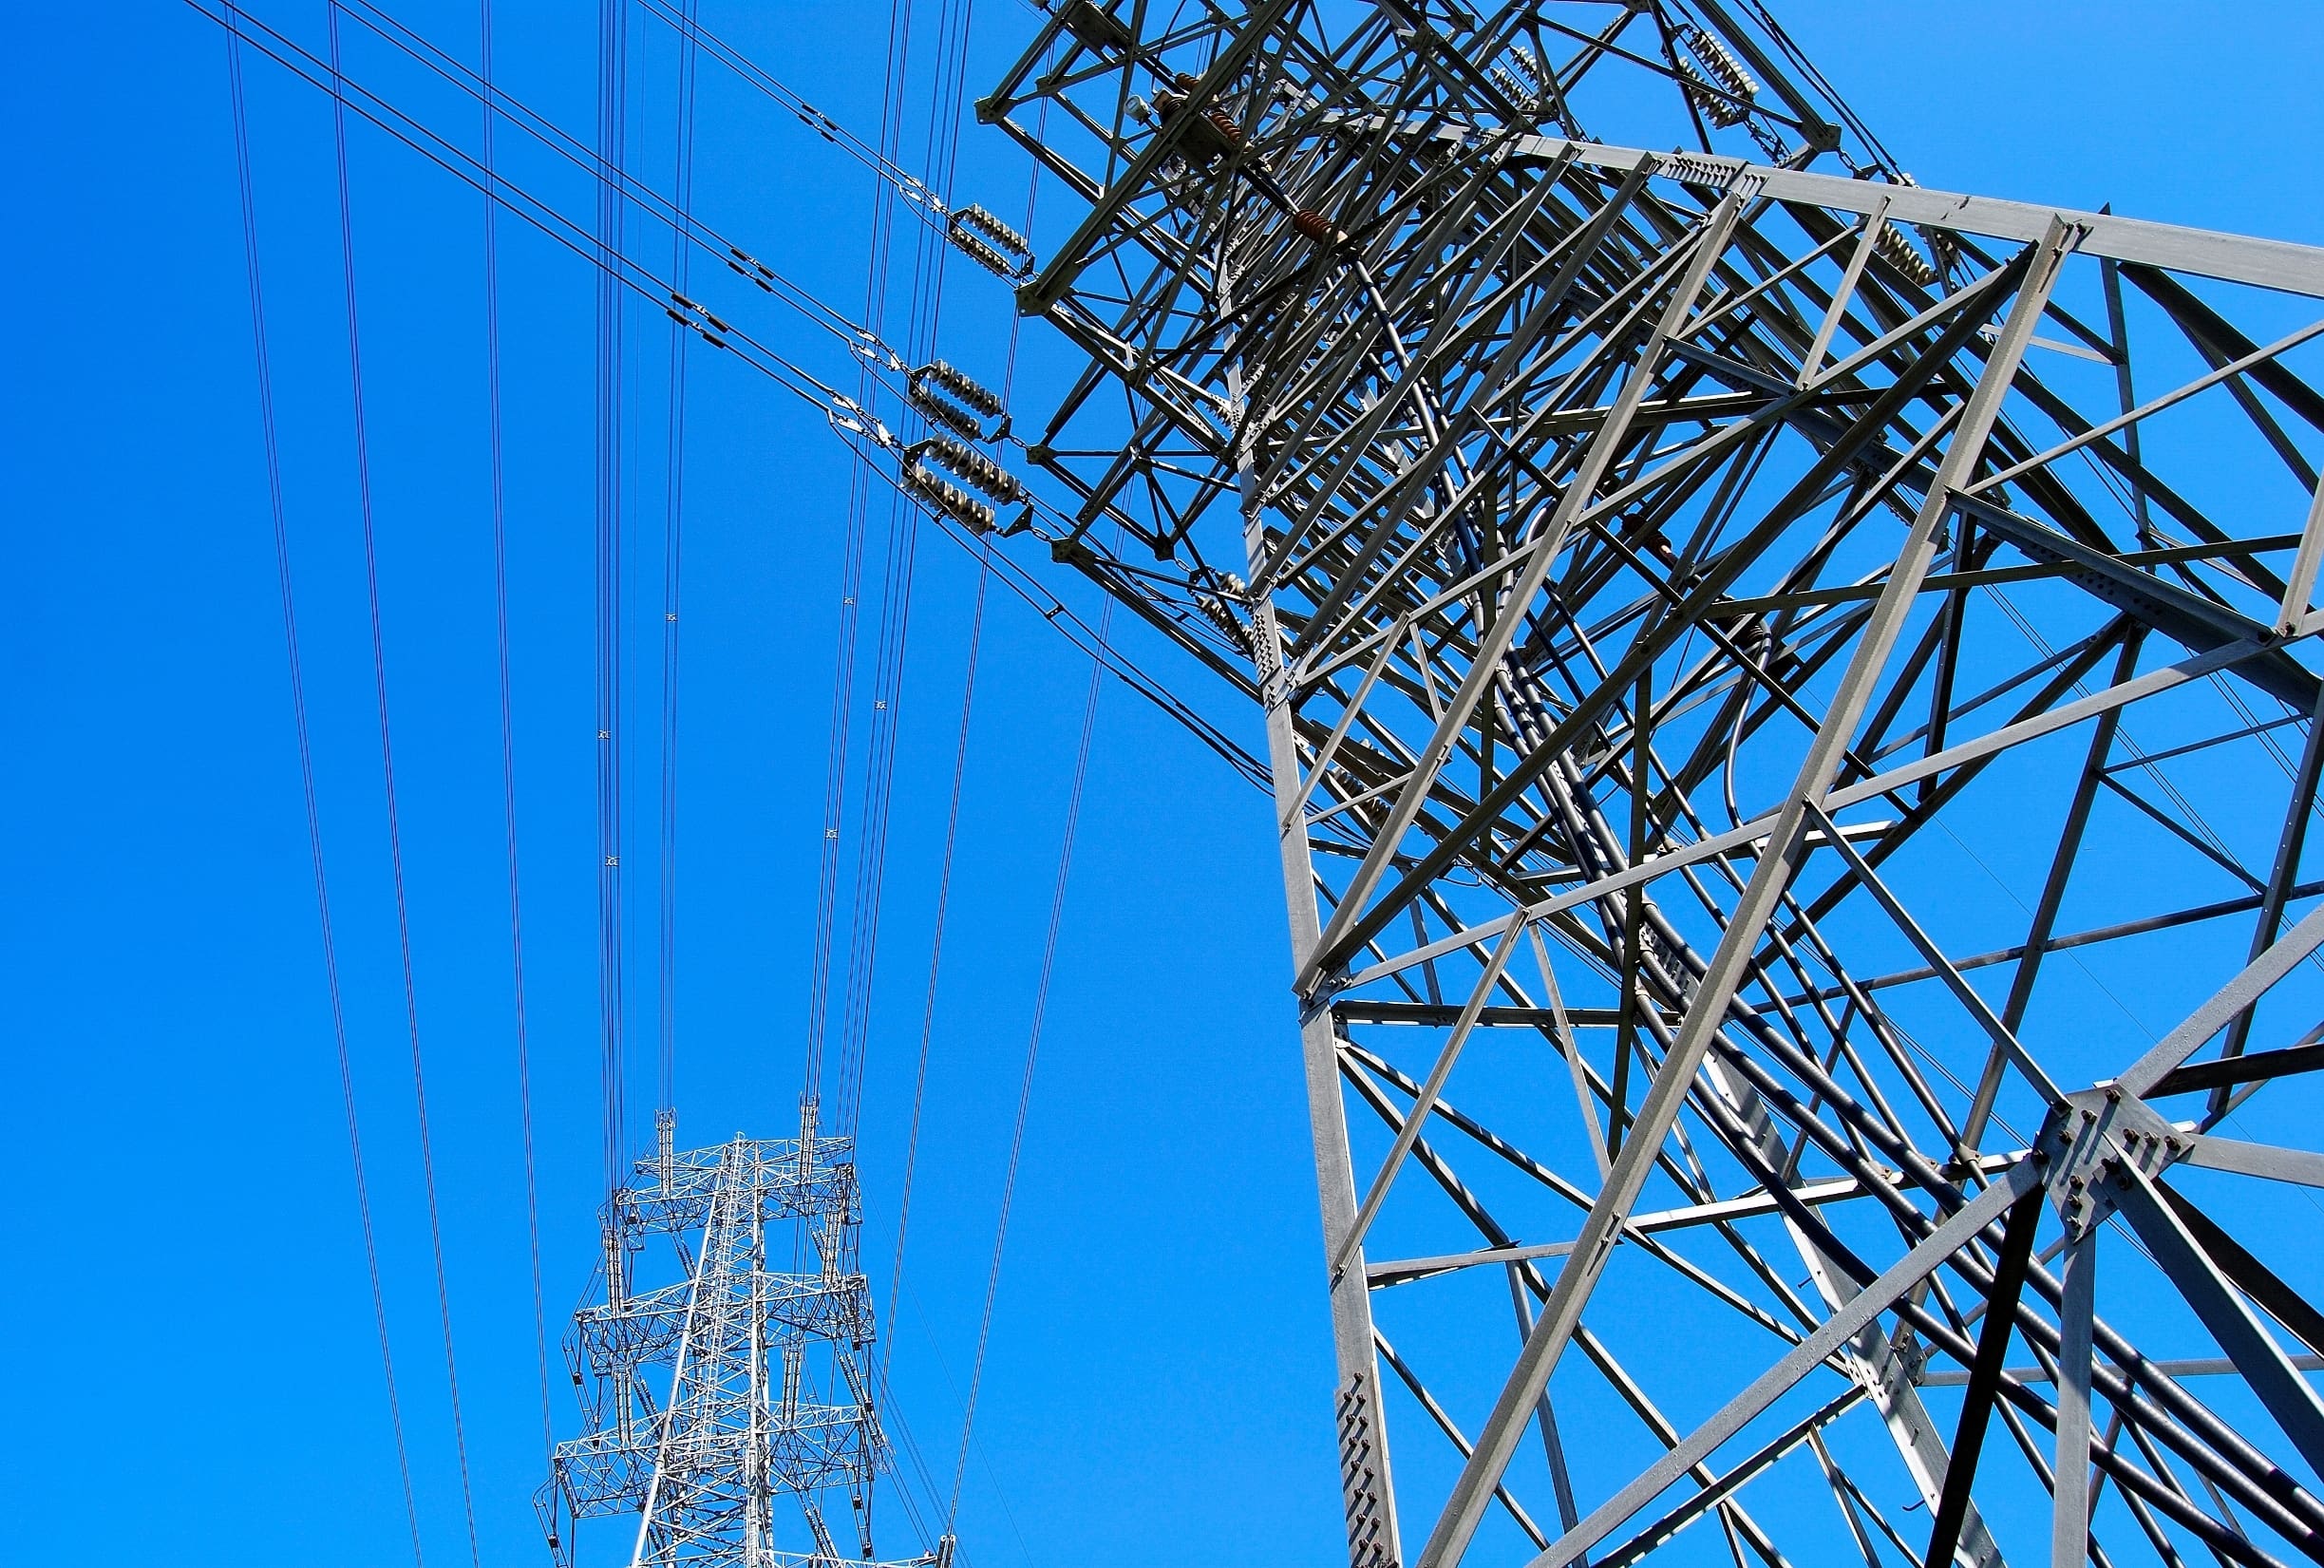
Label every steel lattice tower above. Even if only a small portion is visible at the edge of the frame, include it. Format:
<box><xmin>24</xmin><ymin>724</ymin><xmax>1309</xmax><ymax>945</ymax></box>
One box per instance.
<box><xmin>542</xmin><ymin>1107</ymin><xmax>946</xmax><ymax>1568</ymax></box>
<box><xmin>935</xmin><ymin>5</ymin><xmax>2324</xmax><ymax>1568</ymax></box>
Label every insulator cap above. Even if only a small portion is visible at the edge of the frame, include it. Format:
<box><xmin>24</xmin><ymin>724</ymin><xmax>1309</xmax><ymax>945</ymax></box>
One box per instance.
<box><xmin>908</xmin><ymin>361</ymin><xmax>1009</xmax><ymax>444</ymax></box>
<box><xmin>948</xmin><ymin>203</ymin><xmax>1034</xmax><ymax>278</ymax></box>
<box><xmin>1675</xmin><ymin>58</ymin><xmax>1749</xmax><ymax>128</ymax></box>
<box><xmin>1293</xmin><ymin>209</ymin><xmax>1345</xmax><ymax>246</ymax></box>
<box><xmin>908</xmin><ymin>385</ymin><xmax>985</xmax><ymax>443</ymax></box>
<box><xmin>949</xmin><ymin>228</ymin><xmax>1021</xmax><ymax>279</ymax></box>
<box><xmin>920</xmin><ymin>360</ymin><xmax>1003</xmax><ymax>415</ymax></box>
<box><xmin>902</xmin><ymin>462</ymin><xmax>998</xmax><ymax>534</ymax></box>
<box><xmin>1875</xmin><ymin>219</ymin><xmax>1939</xmax><ymax>288</ymax></box>
<box><xmin>1680</xmin><ymin>26</ymin><xmax>1759</xmax><ymax>104</ymax></box>
<box><xmin>1197</xmin><ymin>591</ymin><xmax>1255</xmax><ymax>657</ymax></box>
<box><xmin>907</xmin><ymin>436</ymin><xmax>1026</xmax><ymax>503</ymax></box>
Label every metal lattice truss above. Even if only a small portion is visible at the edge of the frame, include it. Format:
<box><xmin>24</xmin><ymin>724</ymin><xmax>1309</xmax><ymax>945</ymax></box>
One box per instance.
<box><xmin>967</xmin><ymin>5</ymin><xmax>2324</xmax><ymax>1568</ymax></box>
<box><xmin>544</xmin><ymin>1112</ymin><xmax>942</xmax><ymax>1568</ymax></box>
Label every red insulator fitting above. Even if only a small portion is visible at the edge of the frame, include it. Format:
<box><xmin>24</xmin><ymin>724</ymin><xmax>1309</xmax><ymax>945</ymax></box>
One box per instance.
<box><xmin>1293</xmin><ymin>209</ymin><xmax>1344</xmax><ymax>245</ymax></box>
<box><xmin>1205</xmin><ymin>106</ymin><xmax>1245</xmax><ymax>148</ymax></box>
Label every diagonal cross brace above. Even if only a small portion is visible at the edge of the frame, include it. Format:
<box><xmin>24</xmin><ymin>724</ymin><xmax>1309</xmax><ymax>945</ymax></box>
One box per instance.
<box><xmin>1518</xmin><ymin>1162</ymin><xmax>2043</xmax><ymax>1568</ymax></box>
<box><xmin>1303</xmin><ymin>195</ymin><xmax>1746</xmax><ymax>995</ymax></box>
<box><xmin>2118</xmin><ymin>899</ymin><xmax>2324</xmax><ymax>1097</ymax></box>
<box><xmin>1411</xmin><ymin>217</ymin><xmax>2084</xmax><ymax>1568</ymax></box>
<box><xmin>1018</xmin><ymin>0</ymin><xmax>1305</xmax><ymax>315</ymax></box>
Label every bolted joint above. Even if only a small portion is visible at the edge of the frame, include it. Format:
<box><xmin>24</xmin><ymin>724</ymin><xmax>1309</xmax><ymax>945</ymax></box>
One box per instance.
<box><xmin>2036</xmin><ymin>1085</ymin><xmax>2185</xmax><ymax>1237</ymax></box>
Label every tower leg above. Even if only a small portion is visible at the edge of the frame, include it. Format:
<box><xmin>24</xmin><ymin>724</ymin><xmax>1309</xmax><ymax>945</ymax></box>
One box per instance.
<box><xmin>1238</xmin><ymin>433</ymin><xmax>1402</xmax><ymax>1568</ymax></box>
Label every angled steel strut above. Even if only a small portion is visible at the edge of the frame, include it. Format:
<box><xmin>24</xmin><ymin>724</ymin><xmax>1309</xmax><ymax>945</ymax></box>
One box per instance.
<box><xmin>971</xmin><ymin>4</ymin><xmax>2324</xmax><ymax>1568</ymax></box>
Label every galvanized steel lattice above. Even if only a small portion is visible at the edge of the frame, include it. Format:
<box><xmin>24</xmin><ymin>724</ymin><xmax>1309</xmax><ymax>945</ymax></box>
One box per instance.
<box><xmin>964</xmin><ymin>5</ymin><xmax>2324</xmax><ymax>1568</ymax></box>
<box><xmin>543</xmin><ymin>1108</ymin><xmax>947</xmax><ymax>1568</ymax></box>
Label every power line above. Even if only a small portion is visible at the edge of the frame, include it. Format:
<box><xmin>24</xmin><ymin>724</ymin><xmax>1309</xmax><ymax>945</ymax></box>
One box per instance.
<box><xmin>885</xmin><ymin>79</ymin><xmax>1047</xmax><ymax>1398</ymax></box>
<box><xmin>882</xmin><ymin>551</ymin><xmax>987</xmax><ymax>1395</ymax></box>
<box><xmin>632</xmin><ymin>0</ymin><xmax>976</xmax><ymax>232</ymax></box>
<box><xmin>333</xmin><ymin>0</ymin><xmax>891</xmax><ymax>358</ymax></box>
<box><xmin>184</xmin><ymin>0</ymin><xmax>865</xmax><ymax>409</ymax></box>
<box><xmin>326</xmin><ymin>0</ymin><xmax>482</xmax><ymax>1559</ymax></box>
<box><xmin>593</xmin><ymin>0</ymin><xmax>630</xmax><ymax>1209</ymax></box>
<box><xmin>476</xmin><ymin>0</ymin><xmax>554</xmax><ymax>1486</ymax></box>
<box><xmin>223</xmin><ymin>16</ymin><xmax>426</xmax><ymax>1562</ymax></box>
<box><xmin>798</xmin><ymin>0</ymin><xmax>921</xmax><ymax>1125</ymax></box>
<box><xmin>185</xmin><ymin>0</ymin><xmax>1269</xmax><ymax>799</ymax></box>
<box><xmin>832</xmin><ymin>0</ymin><xmax>983</xmax><ymax>1146</ymax></box>
<box><xmin>947</xmin><ymin>589</ymin><xmax>1112</xmax><ymax>1532</ymax></box>
<box><xmin>652</xmin><ymin>0</ymin><xmax>701</xmax><ymax>1124</ymax></box>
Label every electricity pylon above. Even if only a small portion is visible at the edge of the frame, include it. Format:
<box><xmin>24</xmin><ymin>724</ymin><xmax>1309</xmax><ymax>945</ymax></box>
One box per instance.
<box><xmin>542</xmin><ymin>1107</ymin><xmax>947</xmax><ymax>1568</ymax></box>
<box><xmin>965</xmin><ymin>5</ymin><xmax>2324</xmax><ymax>1568</ymax></box>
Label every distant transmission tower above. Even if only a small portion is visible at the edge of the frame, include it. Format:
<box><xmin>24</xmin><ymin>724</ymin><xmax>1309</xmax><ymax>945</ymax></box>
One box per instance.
<box><xmin>541</xmin><ymin>1107</ymin><xmax>947</xmax><ymax>1568</ymax></box>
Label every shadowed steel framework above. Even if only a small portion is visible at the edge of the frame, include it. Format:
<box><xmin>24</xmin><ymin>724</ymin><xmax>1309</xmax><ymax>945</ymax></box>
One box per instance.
<box><xmin>951</xmin><ymin>5</ymin><xmax>2324</xmax><ymax>1568</ymax></box>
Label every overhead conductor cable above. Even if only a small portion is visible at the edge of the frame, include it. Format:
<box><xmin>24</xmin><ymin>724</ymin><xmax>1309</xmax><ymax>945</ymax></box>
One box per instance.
<box><xmin>223</xmin><ymin>17</ymin><xmax>425</xmax><ymax>1564</ymax></box>
<box><xmin>477</xmin><ymin>0</ymin><xmax>556</xmax><ymax>1494</ymax></box>
<box><xmin>326</xmin><ymin>1</ymin><xmax>482</xmax><ymax>1559</ymax></box>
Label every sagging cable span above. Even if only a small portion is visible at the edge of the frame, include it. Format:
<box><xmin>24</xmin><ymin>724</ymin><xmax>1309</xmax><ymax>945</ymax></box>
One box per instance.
<box><xmin>193</xmin><ymin>0</ymin><xmax>1264</xmax><ymax>797</ymax></box>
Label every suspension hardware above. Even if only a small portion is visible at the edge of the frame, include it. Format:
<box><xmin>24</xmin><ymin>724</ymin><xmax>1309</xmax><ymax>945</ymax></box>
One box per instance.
<box><xmin>725</xmin><ymin>246</ymin><xmax>778</xmax><ymax>292</ymax></box>
<box><xmin>667</xmin><ymin>292</ymin><xmax>732</xmax><ymax>349</ymax></box>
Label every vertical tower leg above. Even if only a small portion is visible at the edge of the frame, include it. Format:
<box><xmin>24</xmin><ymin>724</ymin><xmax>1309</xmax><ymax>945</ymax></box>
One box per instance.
<box><xmin>1239</xmin><ymin>450</ymin><xmax>1402</xmax><ymax>1568</ymax></box>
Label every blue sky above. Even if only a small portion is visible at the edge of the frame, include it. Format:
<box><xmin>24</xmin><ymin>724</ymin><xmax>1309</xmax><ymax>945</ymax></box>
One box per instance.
<box><xmin>3</xmin><ymin>3</ymin><xmax>2320</xmax><ymax>1566</ymax></box>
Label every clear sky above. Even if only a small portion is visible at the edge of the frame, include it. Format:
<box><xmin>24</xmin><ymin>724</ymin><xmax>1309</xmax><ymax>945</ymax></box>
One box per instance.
<box><xmin>3</xmin><ymin>3</ymin><xmax>2319</xmax><ymax>1566</ymax></box>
